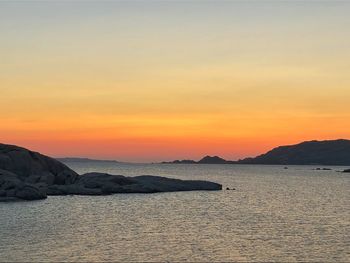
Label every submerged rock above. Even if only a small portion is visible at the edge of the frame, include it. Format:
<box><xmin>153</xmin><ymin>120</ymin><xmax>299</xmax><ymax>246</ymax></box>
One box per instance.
<box><xmin>314</xmin><ymin>168</ymin><xmax>332</xmax><ymax>171</ymax></box>
<box><xmin>0</xmin><ymin>143</ymin><xmax>222</xmax><ymax>201</ymax></box>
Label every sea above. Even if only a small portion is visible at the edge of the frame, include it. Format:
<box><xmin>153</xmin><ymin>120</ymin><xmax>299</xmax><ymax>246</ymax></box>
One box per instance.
<box><xmin>0</xmin><ymin>163</ymin><xmax>349</xmax><ymax>262</ymax></box>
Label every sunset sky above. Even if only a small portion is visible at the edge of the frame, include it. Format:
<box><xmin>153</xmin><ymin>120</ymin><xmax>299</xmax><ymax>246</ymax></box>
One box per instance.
<box><xmin>1</xmin><ymin>1</ymin><xmax>350</xmax><ymax>162</ymax></box>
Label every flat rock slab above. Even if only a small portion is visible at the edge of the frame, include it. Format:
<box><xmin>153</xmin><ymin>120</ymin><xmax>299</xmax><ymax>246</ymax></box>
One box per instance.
<box><xmin>47</xmin><ymin>173</ymin><xmax>222</xmax><ymax>196</ymax></box>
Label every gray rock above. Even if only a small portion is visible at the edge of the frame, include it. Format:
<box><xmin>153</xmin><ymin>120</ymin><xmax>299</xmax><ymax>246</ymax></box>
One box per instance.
<box><xmin>74</xmin><ymin>172</ymin><xmax>222</xmax><ymax>194</ymax></box>
<box><xmin>46</xmin><ymin>172</ymin><xmax>222</xmax><ymax>196</ymax></box>
<box><xmin>46</xmin><ymin>184</ymin><xmax>68</xmax><ymax>195</ymax></box>
<box><xmin>76</xmin><ymin>172</ymin><xmax>136</xmax><ymax>187</ymax></box>
<box><xmin>133</xmin><ymin>175</ymin><xmax>222</xmax><ymax>192</ymax></box>
<box><xmin>0</xmin><ymin>169</ymin><xmax>22</xmax><ymax>191</ymax></box>
<box><xmin>0</xmin><ymin>143</ymin><xmax>78</xmax><ymax>185</ymax></box>
<box><xmin>0</xmin><ymin>196</ymin><xmax>20</xmax><ymax>202</ymax></box>
<box><xmin>15</xmin><ymin>184</ymin><xmax>47</xmax><ymax>200</ymax></box>
<box><xmin>47</xmin><ymin>184</ymin><xmax>103</xmax><ymax>196</ymax></box>
<box><xmin>0</xmin><ymin>169</ymin><xmax>47</xmax><ymax>201</ymax></box>
<box><xmin>0</xmin><ymin>143</ymin><xmax>222</xmax><ymax>201</ymax></box>
<box><xmin>5</xmin><ymin>189</ymin><xmax>16</xmax><ymax>198</ymax></box>
<box><xmin>0</xmin><ymin>143</ymin><xmax>79</xmax><ymax>201</ymax></box>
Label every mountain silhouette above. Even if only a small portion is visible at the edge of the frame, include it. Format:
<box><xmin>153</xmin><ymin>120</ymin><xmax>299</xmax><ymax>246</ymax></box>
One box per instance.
<box><xmin>198</xmin><ymin>156</ymin><xmax>229</xmax><ymax>164</ymax></box>
<box><xmin>165</xmin><ymin>139</ymin><xmax>350</xmax><ymax>165</ymax></box>
<box><xmin>238</xmin><ymin>139</ymin><xmax>350</xmax><ymax>165</ymax></box>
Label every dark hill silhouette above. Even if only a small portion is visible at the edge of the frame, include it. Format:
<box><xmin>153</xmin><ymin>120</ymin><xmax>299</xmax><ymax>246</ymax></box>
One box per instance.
<box><xmin>238</xmin><ymin>139</ymin><xmax>350</xmax><ymax>165</ymax></box>
<box><xmin>163</xmin><ymin>156</ymin><xmax>234</xmax><ymax>164</ymax></box>
<box><xmin>198</xmin><ymin>156</ymin><xmax>229</xmax><ymax>164</ymax></box>
<box><xmin>164</xmin><ymin>139</ymin><xmax>350</xmax><ymax>166</ymax></box>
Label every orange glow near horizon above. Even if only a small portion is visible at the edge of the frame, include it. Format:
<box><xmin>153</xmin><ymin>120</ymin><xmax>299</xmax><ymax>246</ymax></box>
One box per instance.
<box><xmin>2</xmin><ymin>112</ymin><xmax>349</xmax><ymax>162</ymax></box>
<box><xmin>1</xmin><ymin>2</ymin><xmax>350</xmax><ymax>162</ymax></box>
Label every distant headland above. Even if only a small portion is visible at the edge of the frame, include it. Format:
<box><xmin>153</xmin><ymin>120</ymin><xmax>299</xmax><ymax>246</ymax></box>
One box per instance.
<box><xmin>56</xmin><ymin>157</ymin><xmax>119</xmax><ymax>163</ymax></box>
<box><xmin>163</xmin><ymin>139</ymin><xmax>350</xmax><ymax>166</ymax></box>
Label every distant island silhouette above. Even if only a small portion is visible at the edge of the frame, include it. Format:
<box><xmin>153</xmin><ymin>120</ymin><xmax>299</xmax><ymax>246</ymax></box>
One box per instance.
<box><xmin>56</xmin><ymin>157</ymin><xmax>119</xmax><ymax>163</ymax></box>
<box><xmin>164</xmin><ymin>155</ymin><xmax>235</xmax><ymax>164</ymax></box>
<box><xmin>163</xmin><ymin>139</ymin><xmax>350</xmax><ymax>165</ymax></box>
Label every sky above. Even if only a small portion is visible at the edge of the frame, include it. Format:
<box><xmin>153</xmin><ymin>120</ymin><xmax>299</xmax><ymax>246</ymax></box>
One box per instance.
<box><xmin>1</xmin><ymin>1</ymin><xmax>350</xmax><ymax>162</ymax></box>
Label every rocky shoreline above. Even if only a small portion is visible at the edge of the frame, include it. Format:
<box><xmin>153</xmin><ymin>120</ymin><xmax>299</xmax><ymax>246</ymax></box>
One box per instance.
<box><xmin>0</xmin><ymin>144</ymin><xmax>222</xmax><ymax>202</ymax></box>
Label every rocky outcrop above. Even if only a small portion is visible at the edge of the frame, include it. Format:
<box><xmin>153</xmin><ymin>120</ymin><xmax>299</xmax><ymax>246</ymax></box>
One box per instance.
<box><xmin>0</xmin><ymin>169</ymin><xmax>47</xmax><ymax>201</ymax></box>
<box><xmin>0</xmin><ymin>143</ymin><xmax>78</xmax><ymax>185</ymax></box>
<box><xmin>0</xmin><ymin>143</ymin><xmax>222</xmax><ymax>201</ymax></box>
<box><xmin>132</xmin><ymin>175</ymin><xmax>222</xmax><ymax>192</ymax></box>
<box><xmin>46</xmin><ymin>173</ymin><xmax>222</xmax><ymax>196</ymax></box>
<box><xmin>343</xmin><ymin>169</ymin><xmax>350</xmax><ymax>173</ymax></box>
<box><xmin>0</xmin><ymin>143</ymin><xmax>78</xmax><ymax>201</ymax></box>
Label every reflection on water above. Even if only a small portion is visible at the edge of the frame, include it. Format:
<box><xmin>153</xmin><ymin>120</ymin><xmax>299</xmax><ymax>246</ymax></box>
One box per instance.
<box><xmin>0</xmin><ymin>164</ymin><xmax>349</xmax><ymax>262</ymax></box>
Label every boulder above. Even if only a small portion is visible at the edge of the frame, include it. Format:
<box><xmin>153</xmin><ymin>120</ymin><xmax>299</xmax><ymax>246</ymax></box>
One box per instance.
<box><xmin>0</xmin><ymin>143</ymin><xmax>78</xmax><ymax>201</ymax></box>
<box><xmin>15</xmin><ymin>184</ymin><xmax>47</xmax><ymax>200</ymax></box>
<box><xmin>343</xmin><ymin>169</ymin><xmax>350</xmax><ymax>173</ymax></box>
<box><xmin>0</xmin><ymin>169</ymin><xmax>47</xmax><ymax>201</ymax></box>
<box><xmin>0</xmin><ymin>143</ymin><xmax>78</xmax><ymax>185</ymax></box>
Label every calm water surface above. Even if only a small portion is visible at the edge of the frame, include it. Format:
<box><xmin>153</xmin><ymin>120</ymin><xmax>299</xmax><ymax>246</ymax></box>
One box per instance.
<box><xmin>0</xmin><ymin>163</ymin><xmax>349</xmax><ymax>262</ymax></box>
